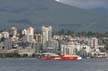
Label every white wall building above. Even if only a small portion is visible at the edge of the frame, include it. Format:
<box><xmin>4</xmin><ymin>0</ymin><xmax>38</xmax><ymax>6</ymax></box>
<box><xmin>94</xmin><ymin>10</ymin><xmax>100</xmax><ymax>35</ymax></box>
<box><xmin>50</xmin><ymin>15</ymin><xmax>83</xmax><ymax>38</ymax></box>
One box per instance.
<box><xmin>79</xmin><ymin>44</ymin><xmax>91</xmax><ymax>53</ymax></box>
<box><xmin>60</xmin><ymin>40</ymin><xmax>91</xmax><ymax>57</ymax></box>
<box><xmin>17</xmin><ymin>47</ymin><xmax>35</xmax><ymax>56</ymax></box>
<box><xmin>61</xmin><ymin>41</ymin><xmax>77</xmax><ymax>55</ymax></box>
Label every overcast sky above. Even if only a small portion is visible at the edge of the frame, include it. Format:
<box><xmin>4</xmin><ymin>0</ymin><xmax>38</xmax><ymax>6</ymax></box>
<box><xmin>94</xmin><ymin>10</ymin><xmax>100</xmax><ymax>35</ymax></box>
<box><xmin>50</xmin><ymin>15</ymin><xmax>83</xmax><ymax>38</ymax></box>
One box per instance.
<box><xmin>57</xmin><ymin>0</ymin><xmax>108</xmax><ymax>9</ymax></box>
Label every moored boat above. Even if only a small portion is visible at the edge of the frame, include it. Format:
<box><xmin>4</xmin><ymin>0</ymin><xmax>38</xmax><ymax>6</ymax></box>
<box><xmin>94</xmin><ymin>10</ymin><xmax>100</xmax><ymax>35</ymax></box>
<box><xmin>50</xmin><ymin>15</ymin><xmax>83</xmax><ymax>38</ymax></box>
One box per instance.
<box><xmin>39</xmin><ymin>53</ymin><xmax>82</xmax><ymax>60</ymax></box>
<box><xmin>60</xmin><ymin>55</ymin><xmax>82</xmax><ymax>60</ymax></box>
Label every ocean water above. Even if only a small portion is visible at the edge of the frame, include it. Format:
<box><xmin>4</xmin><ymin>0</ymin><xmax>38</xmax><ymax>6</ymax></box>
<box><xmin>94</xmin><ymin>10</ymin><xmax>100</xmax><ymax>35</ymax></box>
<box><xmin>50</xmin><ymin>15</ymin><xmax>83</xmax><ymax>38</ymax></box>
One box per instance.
<box><xmin>0</xmin><ymin>58</ymin><xmax>107</xmax><ymax>71</ymax></box>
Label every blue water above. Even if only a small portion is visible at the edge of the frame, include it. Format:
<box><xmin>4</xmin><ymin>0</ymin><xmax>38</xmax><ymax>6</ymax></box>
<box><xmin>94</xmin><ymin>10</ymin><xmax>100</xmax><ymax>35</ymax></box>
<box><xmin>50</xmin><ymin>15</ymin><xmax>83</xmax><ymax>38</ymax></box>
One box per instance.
<box><xmin>0</xmin><ymin>58</ymin><xmax>108</xmax><ymax>71</ymax></box>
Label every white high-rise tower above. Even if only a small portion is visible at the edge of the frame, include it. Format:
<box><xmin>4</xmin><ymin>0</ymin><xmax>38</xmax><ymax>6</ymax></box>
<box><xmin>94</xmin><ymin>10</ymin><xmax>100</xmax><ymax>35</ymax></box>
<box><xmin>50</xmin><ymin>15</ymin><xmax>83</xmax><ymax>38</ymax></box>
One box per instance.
<box><xmin>42</xmin><ymin>26</ymin><xmax>52</xmax><ymax>49</ymax></box>
<box><xmin>22</xmin><ymin>27</ymin><xmax>34</xmax><ymax>42</ymax></box>
<box><xmin>10</xmin><ymin>27</ymin><xmax>17</xmax><ymax>37</ymax></box>
<box><xmin>90</xmin><ymin>37</ymin><xmax>98</xmax><ymax>48</ymax></box>
<box><xmin>27</xmin><ymin>27</ymin><xmax>34</xmax><ymax>36</ymax></box>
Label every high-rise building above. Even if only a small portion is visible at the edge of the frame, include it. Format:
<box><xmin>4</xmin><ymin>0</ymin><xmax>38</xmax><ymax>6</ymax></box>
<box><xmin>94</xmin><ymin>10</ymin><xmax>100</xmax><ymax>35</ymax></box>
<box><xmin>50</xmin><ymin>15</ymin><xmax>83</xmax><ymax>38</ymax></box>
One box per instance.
<box><xmin>4</xmin><ymin>38</ymin><xmax>12</xmax><ymax>49</ymax></box>
<box><xmin>35</xmin><ymin>34</ymin><xmax>42</xmax><ymax>43</ymax></box>
<box><xmin>42</xmin><ymin>26</ymin><xmax>52</xmax><ymax>49</ymax></box>
<box><xmin>43</xmin><ymin>39</ymin><xmax>59</xmax><ymax>53</ymax></box>
<box><xmin>27</xmin><ymin>27</ymin><xmax>34</xmax><ymax>35</ymax></box>
<box><xmin>0</xmin><ymin>33</ymin><xmax>2</xmax><ymax>40</ymax></box>
<box><xmin>22</xmin><ymin>27</ymin><xmax>34</xmax><ymax>42</ymax></box>
<box><xmin>89</xmin><ymin>37</ymin><xmax>98</xmax><ymax>48</ymax></box>
<box><xmin>27</xmin><ymin>27</ymin><xmax>34</xmax><ymax>42</ymax></box>
<box><xmin>22</xmin><ymin>29</ymin><xmax>27</xmax><ymax>35</ymax></box>
<box><xmin>10</xmin><ymin>27</ymin><xmax>17</xmax><ymax>37</ymax></box>
<box><xmin>2</xmin><ymin>32</ymin><xmax>9</xmax><ymax>38</ymax></box>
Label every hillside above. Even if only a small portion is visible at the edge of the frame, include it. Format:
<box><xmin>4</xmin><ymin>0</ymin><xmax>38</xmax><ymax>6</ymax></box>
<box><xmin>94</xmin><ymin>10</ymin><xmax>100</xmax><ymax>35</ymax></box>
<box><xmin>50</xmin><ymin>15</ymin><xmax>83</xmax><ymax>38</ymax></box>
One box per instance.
<box><xmin>0</xmin><ymin>0</ymin><xmax>108</xmax><ymax>32</ymax></box>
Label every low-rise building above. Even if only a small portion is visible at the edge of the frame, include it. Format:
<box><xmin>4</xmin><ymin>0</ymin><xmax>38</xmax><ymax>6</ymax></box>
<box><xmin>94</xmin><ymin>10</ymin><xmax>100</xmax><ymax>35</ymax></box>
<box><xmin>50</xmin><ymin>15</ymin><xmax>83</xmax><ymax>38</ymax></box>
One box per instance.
<box><xmin>17</xmin><ymin>47</ymin><xmax>35</xmax><ymax>56</ymax></box>
<box><xmin>60</xmin><ymin>41</ymin><xmax>77</xmax><ymax>55</ymax></box>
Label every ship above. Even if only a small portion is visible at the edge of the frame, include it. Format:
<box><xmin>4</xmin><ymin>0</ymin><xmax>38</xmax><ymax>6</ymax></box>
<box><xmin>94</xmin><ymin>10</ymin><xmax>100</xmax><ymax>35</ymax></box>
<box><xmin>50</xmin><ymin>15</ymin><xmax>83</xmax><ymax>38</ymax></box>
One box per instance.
<box><xmin>39</xmin><ymin>53</ymin><xmax>82</xmax><ymax>60</ymax></box>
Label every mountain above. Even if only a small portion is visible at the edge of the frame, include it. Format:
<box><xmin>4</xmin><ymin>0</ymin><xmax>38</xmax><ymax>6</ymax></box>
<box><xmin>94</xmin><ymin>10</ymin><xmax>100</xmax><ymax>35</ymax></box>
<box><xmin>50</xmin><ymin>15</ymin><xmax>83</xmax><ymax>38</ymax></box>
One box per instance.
<box><xmin>0</xmin><ymin>0</ymin><xmax>108</xmax><ymax>32</ymax></box>
<box><xmin>90</xmin><ymin>8</ymin><xmax>108</xmax><ymax>13</ymax></box>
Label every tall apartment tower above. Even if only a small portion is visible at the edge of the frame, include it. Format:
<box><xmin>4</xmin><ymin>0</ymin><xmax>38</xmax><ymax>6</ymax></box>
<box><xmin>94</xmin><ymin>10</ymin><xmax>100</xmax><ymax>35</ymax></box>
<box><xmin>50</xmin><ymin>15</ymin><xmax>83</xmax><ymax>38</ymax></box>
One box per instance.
<box><xmin>10</xmin><ymin>27</ymin><xmax>17</xmax><ymax>37</ymax></box>
<box><xmin>90</xmin><ymin>37</ymin><xmax>98</xmax><ymax>48</ymax></box>
<box><xmin>27</xmin><ymin>27</ymin><xmax>34</xmax><ymax>36</ymax></box>
<box><xmin>42</xmin><ymin>26</ymin><xmax>52</xmax><ymax>49</ymax></box>
<box><xmin>2</xmin><ymin>32</ymin><xmax>9</xmax><ymax>39</ymax></box>
<box><xmin>27</xmin><ymin>27</ymin><xmax>34</xmax><ymax>42</ymax></box>
<box><xmin>22</xmin><ymin>27</ymin><xmax>34</xmax><ymax>42</ymax></box>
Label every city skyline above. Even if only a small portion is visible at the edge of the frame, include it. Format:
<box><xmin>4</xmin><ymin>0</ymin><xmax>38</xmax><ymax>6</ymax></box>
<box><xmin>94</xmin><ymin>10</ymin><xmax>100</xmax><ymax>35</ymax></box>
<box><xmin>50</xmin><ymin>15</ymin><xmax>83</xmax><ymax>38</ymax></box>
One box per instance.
<box><xmin>0</xmin><ymin>25</ymin><xmax>107</xmax><ymax>59</ymax></box>
<box><xmin>0</xmin><ymin>0</ymin><xmax>107</xmax><ymax>71</ymax></box>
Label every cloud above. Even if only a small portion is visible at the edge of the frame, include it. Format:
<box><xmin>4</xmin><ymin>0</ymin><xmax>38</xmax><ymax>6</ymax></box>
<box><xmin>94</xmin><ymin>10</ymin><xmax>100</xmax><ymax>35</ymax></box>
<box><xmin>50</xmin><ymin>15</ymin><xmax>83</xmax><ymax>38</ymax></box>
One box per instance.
<box><xmin>57</xmin><ymin>0</ymin><xmax>108</xmax><ymax>9</ymax></box>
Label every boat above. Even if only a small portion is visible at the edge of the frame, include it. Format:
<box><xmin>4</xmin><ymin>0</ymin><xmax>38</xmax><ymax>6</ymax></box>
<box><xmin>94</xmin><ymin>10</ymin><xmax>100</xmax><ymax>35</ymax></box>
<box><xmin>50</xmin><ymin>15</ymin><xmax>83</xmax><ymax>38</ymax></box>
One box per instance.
<box><xmin>95</xmin><ymin>53</ymin><xmax>107</xmax><ymax>58</ymax></box>
<box><xmin>60</xmin><ymin>55</ymin><xmax>82</xmax><ymax>60</ymax></box>
<box><xmin>92</xmin><ymin>52</ymin><xmax>108</xmax><ymax>58</ymax></box>
<box><xmin>39</xmin><ymin>53</ymin><xmax>82</xmax><ymax>60</ymax></box>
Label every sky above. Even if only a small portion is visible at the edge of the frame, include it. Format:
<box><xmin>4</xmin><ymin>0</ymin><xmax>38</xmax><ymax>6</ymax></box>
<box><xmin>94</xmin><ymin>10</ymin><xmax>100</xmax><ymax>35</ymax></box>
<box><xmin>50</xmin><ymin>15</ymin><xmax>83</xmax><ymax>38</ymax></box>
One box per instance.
<box><xmin>56</xmin><ymin>0</ymin><xmax>108</xmax><ymax>9</ymax></box>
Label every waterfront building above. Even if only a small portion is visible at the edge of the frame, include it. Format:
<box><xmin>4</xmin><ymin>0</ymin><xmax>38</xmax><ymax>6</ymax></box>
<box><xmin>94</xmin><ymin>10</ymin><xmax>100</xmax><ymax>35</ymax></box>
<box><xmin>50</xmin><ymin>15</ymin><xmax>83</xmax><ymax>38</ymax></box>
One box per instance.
<box><xmin>17</xmin><ymin>47</ymin><xmax>35</xmax><ymax>56</ymax></box>
<box><xmin>60</xmin><ymin>39</ymin><xmax>91</xmax><ymax>57</ymax></box>
<box><xmin>78</xmin><ymin>44</ymin><xmax>91</xmax><ymax>57</ymax></box>
<box><xmin>43</xmin><ymin>39</ymin><xmax>59</xmax><ymax>53</ymax></box>
<box><xmin>60</xmin><ymin>41</ymin><xmax>77</xmax><ymax>55</ymax></box>
<box><xmin>91</xmin><ymin>48</ymin><xmax>107</xmax><ymax>58</ymax></box>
